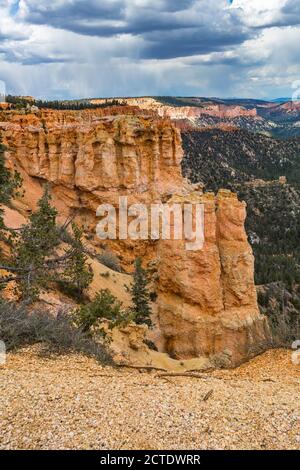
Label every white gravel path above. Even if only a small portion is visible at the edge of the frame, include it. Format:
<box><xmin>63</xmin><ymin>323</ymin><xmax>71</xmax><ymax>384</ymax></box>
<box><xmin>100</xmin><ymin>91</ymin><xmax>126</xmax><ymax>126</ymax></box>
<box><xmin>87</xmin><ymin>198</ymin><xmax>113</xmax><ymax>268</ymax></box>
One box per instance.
<box><xmin>1</xmin><ymin>347</ymin><xmax>299</xmax><ymax>450</ymax></box>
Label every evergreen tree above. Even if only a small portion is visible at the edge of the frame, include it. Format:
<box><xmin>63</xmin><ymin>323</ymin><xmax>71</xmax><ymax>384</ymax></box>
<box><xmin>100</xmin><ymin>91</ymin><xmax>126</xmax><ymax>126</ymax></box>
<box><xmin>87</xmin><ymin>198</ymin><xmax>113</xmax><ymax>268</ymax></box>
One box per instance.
<box><xmin>61</xmin><ymin>223</ymin><xmax>93</xmax><ymax>299</ymax></box>
<box><xmin>74</xmin><ymin>289</ymin><xmax>124</xmax><ymax>333</ymax></box>
<box><xmin>129</xmin><ymin>258</ymin><xmax>152</xmax><ymax>327</ymax></box>
<box><xmin>1</xmin><ymin>186</ymin><xmax>94</xmax><ymax>302</ymax></box>
<box><xmin>11</xmin><ymin>186</ymin><xmax>60</xmax><ymax>300</ymax></box>
<box><xmin>1</xmin><ymin>136</ymin><xmax>153</xmax><ymax>316</ymax></box>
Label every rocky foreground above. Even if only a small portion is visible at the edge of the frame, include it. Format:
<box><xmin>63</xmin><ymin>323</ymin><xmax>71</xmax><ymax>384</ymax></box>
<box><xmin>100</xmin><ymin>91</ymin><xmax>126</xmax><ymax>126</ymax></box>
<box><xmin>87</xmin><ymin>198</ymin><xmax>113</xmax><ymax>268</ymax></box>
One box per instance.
<box><xmin>1</xmin><ymin>347</ymin><xmax>299</xmax><ymax>450</ymax></box>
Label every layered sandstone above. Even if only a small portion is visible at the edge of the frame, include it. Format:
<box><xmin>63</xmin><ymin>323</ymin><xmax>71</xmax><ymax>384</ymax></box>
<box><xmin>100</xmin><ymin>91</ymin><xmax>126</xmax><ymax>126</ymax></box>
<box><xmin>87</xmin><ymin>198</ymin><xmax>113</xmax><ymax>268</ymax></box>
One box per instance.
<box><xmin>90</xmin><ymin>97</ymin><xmax>258</xmax><ymax>120</ymax></box>
<box><xmin>156</xmin><ymin>189</ymin><xmax>269</xmax><ymax>367</ymax></box>
<box><xmin>0</xmin><ymin>108</ymin><xmax>269</xmax><ymax>366</ymax></box>
<box><xmin>0</xmin><ymin>109</ymin><xmax>183</xmax><ymax>264</ymax></box>
<box><xmin>157</xmin><ymin>104</ymin><xmax>258</xmax><ymax>120</ymax></box>
<box><xmin>0</xmin><ymin>109</ymin><xmax>182</xmax><ymax>196</ymax></box>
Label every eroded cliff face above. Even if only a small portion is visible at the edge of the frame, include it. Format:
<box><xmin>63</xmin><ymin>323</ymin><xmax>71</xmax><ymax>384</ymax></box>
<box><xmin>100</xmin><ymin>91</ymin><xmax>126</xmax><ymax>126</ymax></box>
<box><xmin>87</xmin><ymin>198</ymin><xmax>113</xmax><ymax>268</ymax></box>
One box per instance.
<box><xmin>90</xmin><ymin>97</ymin><xmax>258</xmax><ymax>120</ymax></box>
<box><xmin>0</xmin><ymin>109</ymin><xmax>183</xmax><ymax>263</ymax></box>
<box><xmin>157</xmin><ymin>105</ymin><xmax>258</xmax><ymax>120</ymax></box>
<box><xmin>0</xmin><ymin>108</ymin><xmax>269</xmax><ymax>366</ymax></box>
<box><xmin>156</xmin><ymin>190</ymin><xmax>269</xmax><ymax>367</ymax></box>
<box><xmin>0</xmin><ymin>109</ymin><xmax>183</xmax><ymax>196</ymax></box>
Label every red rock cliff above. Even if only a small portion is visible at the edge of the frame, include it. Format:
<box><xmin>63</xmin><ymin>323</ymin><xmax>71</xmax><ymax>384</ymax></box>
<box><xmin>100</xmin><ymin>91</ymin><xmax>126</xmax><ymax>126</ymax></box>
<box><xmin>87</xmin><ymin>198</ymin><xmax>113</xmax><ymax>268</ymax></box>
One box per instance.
<box><xmin>156</xmin><ymin>190</ymin><xmax>269</xmax><ymax>367</ymax></box>
<box><xmin>0</xmin><ymin>108</ymin><xmax>269</xmax><ymax>366</ymax></box>
<box><xmin>0</xmin><ymin>109</ymin><xmax>183</xmax><ymax>196</ymax></box>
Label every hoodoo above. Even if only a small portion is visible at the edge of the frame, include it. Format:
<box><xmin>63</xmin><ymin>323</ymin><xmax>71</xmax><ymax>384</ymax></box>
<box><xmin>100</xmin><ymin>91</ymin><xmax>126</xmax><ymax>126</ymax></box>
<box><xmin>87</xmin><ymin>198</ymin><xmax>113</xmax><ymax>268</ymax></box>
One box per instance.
<box><xmin>0</xmin><ymin>108</ymin><xmax>269</xmax><ymax>366</ymax></box>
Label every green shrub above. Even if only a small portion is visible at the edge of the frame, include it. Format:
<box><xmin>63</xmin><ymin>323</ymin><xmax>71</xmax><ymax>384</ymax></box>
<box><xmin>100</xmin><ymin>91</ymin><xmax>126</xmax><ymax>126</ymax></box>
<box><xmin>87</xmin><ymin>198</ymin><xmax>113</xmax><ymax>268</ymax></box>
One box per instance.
<box><xmin>73</xmin><ymin>289</ymin><xmax>128</xmax><ymax>333</ymax></box>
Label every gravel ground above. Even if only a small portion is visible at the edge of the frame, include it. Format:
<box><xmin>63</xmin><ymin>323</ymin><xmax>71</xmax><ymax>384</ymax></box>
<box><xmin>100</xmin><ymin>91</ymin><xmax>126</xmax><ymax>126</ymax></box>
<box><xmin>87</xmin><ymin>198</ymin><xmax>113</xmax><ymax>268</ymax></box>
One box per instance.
<box><xmin>0</xmin><ymin>347</ymin><xmax>299</xmax><ymax>450</ymax></box>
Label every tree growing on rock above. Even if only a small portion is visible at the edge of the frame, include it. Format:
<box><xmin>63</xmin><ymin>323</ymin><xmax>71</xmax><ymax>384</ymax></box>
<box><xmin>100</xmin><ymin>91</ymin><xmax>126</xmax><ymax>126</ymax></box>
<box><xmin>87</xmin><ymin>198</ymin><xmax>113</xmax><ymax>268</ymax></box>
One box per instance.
<box><xmin>74</xmin><ymin>288</ymin><xmax>126</xmax><ymax>333</ymax></box>
<box><xmin>0</xmin><ymin>187</ymin><xmax>93</xmax><ymax>302</ymax></box>
<box><xmin>60</xmin><ymin>223</ymin><xmax>93</xmax><ymax>300</ymax></box>
<box><xmin>129</xmin><ymin>257</ymin><xmax>152</xmax><ymax>327</ymax></box>
<box><xmin>10</xmin><ymin>187</ymin><xmax>60</xmax><ymax>300</ymax></box>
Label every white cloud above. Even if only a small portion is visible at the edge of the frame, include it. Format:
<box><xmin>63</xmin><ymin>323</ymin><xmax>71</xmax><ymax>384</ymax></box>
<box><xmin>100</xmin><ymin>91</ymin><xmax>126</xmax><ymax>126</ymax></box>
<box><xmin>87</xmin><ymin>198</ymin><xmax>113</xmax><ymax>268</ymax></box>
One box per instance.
<box><xmin>0</xmin><ymin>0</ymin><xmax>299</xmax><ymax>99</ymax></box>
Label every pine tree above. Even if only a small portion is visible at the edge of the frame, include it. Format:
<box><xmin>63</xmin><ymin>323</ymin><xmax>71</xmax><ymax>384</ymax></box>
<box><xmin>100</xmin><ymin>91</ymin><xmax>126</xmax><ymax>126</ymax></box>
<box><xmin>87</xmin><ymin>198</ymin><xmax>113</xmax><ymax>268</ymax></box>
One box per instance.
<box><xmin>1</xmin><ymin>186</ymin><xmax>94</xmax><ymax>302</ymax></box>
<box><xmin>129</xmin><ymin>257</ymin><xmax>152</xmax><ymax>327</ymax></box>
<box><xmin>12</xmin><ymin>186</ymin><xmax>60</xmax><ymax>300</ymax></box>
<box><xmin>74</xmin><ymin>288</ymin><xmax>124</xmax><ymax>333</ymax></box>
<box><xmin>61</xmin><ymin>223</ymin><xmax>93</xmax><ymax>299</ymax></box>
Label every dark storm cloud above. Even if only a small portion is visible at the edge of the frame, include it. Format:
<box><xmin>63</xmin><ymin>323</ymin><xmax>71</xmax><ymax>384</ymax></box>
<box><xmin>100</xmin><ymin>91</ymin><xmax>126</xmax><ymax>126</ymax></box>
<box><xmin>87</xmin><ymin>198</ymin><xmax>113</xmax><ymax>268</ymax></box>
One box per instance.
<box><xmin>17</xmin><ymin>0</ymin><xmax>256</xmax><ymax>60</ymax></box>
<box><xmin>24</xmin><ymin>0</ymin><xmax>124</xmax><ymax>31</ymax></box>
<box><xmin>281</xmin><ymin>0</ymin><xmax>300</xmax><ymax>24</ymax></box>
<box><xmin>21</xmin><ymin>0</ymin><xmax>300</xmax><ymax>40</ymax></box>
<box><xmin>19</xmin><ymin>0</ymin><xmax>199</xmax><ymax>36</ymax></box>
<box><xmin>141</xmin><ymin>25</ymin><xmax>251</xmax><ymax>59</ymax></box>
<box><xmin>20</xmin><ymin>0</ymin><xmax>197</xmax><ymax>31</ymax></box>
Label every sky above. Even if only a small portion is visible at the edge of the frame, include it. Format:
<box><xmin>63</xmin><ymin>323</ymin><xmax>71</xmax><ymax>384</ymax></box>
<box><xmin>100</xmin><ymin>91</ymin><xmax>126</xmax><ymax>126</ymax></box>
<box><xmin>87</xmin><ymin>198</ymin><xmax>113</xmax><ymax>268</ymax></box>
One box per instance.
<box><xmin>0</xmin><ymin>0</ymin><xmax>300</xmax><ymax>100</ymax></box>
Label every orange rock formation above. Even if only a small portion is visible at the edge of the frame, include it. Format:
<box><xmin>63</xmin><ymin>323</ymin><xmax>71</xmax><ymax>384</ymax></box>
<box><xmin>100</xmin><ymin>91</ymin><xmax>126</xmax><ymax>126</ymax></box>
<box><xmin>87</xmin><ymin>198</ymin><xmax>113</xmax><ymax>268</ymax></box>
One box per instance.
<box><xmin>156</xmin><ymin>190</ymin><xmax>269</xmax><ymax>366</ymax></box>
<box><xmin>0</xmin><ymin>109</ymin><xmax>182</xmax><ymax>198</ymax></box>
<box><xmin>0</xmin><ymin>108</ymin><xmax>269</xmax><ymax>366</ymax></box>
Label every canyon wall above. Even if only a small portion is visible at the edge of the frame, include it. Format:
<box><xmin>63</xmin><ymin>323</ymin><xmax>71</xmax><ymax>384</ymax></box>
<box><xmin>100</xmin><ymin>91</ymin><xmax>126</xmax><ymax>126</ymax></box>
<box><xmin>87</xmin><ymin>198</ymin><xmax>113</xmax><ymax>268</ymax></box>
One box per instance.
<box><xmin>157</xmin><ymin>104</ymin><xmax>258</xmax><ymax>120</ymax></box>
<box><xmin>0</xmin><ymin>109</ymin><xmax>183</xmax><ymax>197</ymax></box>
<box><xmin>0</xmin><ymin>109</ymin><xmax>183</xmax><ymax>262</ymax></box>
<box><xmin>0</xmin><ymin>108</ymin><xmax>269</xmax><ymax>366</ymax></box>
<box><xmin>90</xmin><ymin>97</ymin><xmax>258</xmax><ymax>120</ymax></box>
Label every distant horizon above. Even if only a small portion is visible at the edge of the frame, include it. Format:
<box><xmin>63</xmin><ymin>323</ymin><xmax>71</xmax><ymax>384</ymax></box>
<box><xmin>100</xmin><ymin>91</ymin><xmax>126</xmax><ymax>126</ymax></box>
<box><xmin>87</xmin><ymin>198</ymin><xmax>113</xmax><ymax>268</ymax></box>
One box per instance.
<box><xmin>6</xmin><ymin>94</ymin><xmax>293</xmax><ymax>104</ymax></box>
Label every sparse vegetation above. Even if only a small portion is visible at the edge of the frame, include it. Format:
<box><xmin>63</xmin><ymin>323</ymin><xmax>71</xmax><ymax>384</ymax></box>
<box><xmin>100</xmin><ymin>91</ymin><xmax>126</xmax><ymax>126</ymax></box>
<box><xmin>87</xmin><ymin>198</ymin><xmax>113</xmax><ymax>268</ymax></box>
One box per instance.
<box><xmin>0</xmin><ymin>188</ymin><xmax>93</xmax><ymax>302</ymax></box>
<box><xmin>182</xmin><ymin>129</ymin><xmax>300</xmax><ymax>192</ymax></box>
<box><xmin>100</xmin><ymin>271</ymin><xmax>110</xmax><ymax>278</ymax></box>
<box><xmin>258</xmin><ymin>284</ymin><xmax>300</xmax><ymax>347</ymax></box>
<box><xmin>73</xmin><ymin>288</ymin><xmax>128</xmax><ymax>333</ymax></box>
<box><xmin>0</xmin><ymin>300</ymin><xmax>111</xmax><ymax>363</ymax></box>
<box><xmin>99</xmin><ymin>249</ymin><xmax>122</xmax><ymax>272</ymax></box>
